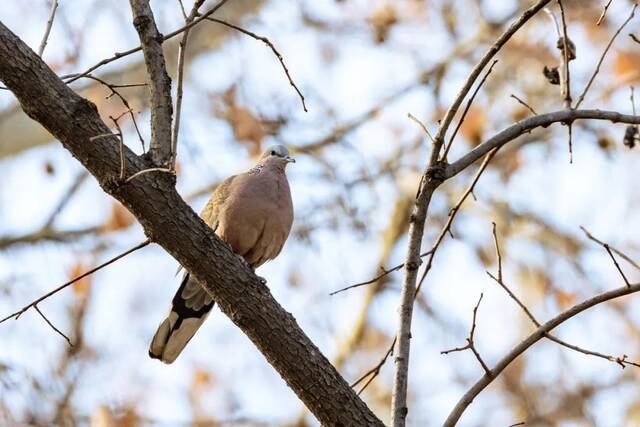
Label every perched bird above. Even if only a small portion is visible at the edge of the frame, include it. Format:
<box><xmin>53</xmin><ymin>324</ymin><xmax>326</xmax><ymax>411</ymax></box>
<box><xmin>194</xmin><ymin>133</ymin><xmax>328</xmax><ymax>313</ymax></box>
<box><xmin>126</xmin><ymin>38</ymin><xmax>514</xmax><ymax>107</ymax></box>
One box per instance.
<box><xmin>149</xmin><ymin>145</ymin><xmax>295</xmax><ymax>363</ymax></box>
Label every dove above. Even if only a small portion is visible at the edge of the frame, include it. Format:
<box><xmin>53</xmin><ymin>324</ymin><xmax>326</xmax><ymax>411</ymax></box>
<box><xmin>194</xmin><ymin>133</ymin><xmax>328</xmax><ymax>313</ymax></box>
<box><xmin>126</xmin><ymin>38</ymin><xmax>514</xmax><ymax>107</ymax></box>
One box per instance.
<box><xmin>149</xmin><ymin>145</ymin><xmax>295</xmax><ymax>363</ymax></box>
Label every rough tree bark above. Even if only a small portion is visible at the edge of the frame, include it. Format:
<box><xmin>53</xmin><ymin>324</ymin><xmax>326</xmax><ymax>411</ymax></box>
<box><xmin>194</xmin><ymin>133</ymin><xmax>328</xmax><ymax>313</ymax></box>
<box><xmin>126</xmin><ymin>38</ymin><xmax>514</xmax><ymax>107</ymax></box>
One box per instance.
<box><xmin>0</xmin><ymin>20</ymin><xmax>383</xmax><ymax>427</ymax></box>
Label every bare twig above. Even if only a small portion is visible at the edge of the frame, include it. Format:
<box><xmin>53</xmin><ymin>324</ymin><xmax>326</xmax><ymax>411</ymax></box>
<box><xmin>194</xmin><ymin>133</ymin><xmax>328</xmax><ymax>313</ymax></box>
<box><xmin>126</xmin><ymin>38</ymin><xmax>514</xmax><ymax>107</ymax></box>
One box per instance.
<box><xmin>109</xmin><ymin>114</ymin><xmax>126</xmax><ymax>180</ymax></box>
<box><xmin>580</xmin><ymin>226</ymin><xmax>640</xmax><ymax>272</ymax></box>
<box><xmin>441</xmin><ymin>294</ymin><xmax>492</xmax><ymax>376</ymax></box>
<box><xmin>0</xmin><ymin>226</ymin><xmax>101</xmax><ymax>250</ymax></box>
<box><xmin>34</xmin><ymin>304</ymin><xmax>72</xmax><ymax>347</ymax></box>
<box><xmin>42</xmin><ymin>171</ymin><xmax>89</xmax><ymax>230</ymax></box>
<box><xmin>442</xmin><ymin>59</ymin><xmax>498</xmax><ymax>159</ymax></box>
<box><xmin>444</xmin><ymin>281</ymin><xmax>640</xmax><ymax>426</ymax></box>
<box><xmin>83</xmin><ymin>74</ymin><xmax>146</xmax><ymax>151</ymax></box>
<box><xmin>415</xmin><ymin>148</ymin><xmax>499</xmax><ymax>295</ymax></box>
<box><xmin>488</xmin><ymin>224</ymin><xmax>637</xmax><ymax>368</ymax></box>
<box><xmin>510</xmin><ymin>94</ymin><xmax>538</xmax><ymax>115</ymax></box>
<box><xmin>351</xmin><ymin>337</ymin><xmax>395</xmax><ymax>395</ymax></box>
<box><xmin>344</xmin><ymin>151</ymin><xmax>498</xmax><ymax>395</ymax></box>
<box><xmin>631</xmin><ymin>33</ymin><xmax>640</xmax><ymax>44</ymax></box>
<box><xmin>207</xmin><ymin>18</ymin><xmax>307</xmax><ymax>112</ymax></box>
<box><xmin>170</xmin><ymin>0</ymin><xmax>204</xmax><ymax>169</ymax></box>
<box><xmin>0</xmin><ymin>240</ymin><xmax>150</xmax><ymax>324</ymax></box>
<box><xmin>597</xmin><ymin>0</ymin><xmax>614</xmax><ymax>25</ymax></box>
<box><xmin>329</xmin><ymin>249</ymin><xmax>434</xmax><ymax>296</ymax></box>
<box><xmin>129</xmin><ymin>0</ymin><xmax>174</xmax><ymax>166</ymax></box>
<box><xmin>125</xmin><ymin>167</ymin><xmax>175</xmax><ymax>183</ymax></box>
<box><xmin>446</xmin><ymin>109</ymin><xmax>640</xmax><ymax>179</ymax></box>
<box><xmin>604</xmin><ymin>244</ymin><xmax>631</xmax><ymax>287</ymax></box>
<box><xmin>431</xmin><ymin>0</ymin><xmax>552</xmax><ymax>151</ymax></box>
<box><xmin>575</xmin><ymin>3</ymin><xmax>638</xmax><ymax>108</ymax></box>
<box><xmin>557</xmin><ymin>0</ymin><xmax>572</xmax><ymax>108</ymax></box>
<box><xmin>407</xmin><ymin>113</ymin><xmax>435</xmax><ymax>144</ymax></box>
<box><xmin>63</xmin><ymin>0</ymin><xmax>231</xmax><ymax>84</ymax></box>
<box><xmin>544</xmin><ymin>7</ymin><xmax>561</xmax><ymax>38</ymax></box>
<box><xmin>38</xmin><ymin>0</ymin><xmax>59</xmax><ymax>56</ymax></box>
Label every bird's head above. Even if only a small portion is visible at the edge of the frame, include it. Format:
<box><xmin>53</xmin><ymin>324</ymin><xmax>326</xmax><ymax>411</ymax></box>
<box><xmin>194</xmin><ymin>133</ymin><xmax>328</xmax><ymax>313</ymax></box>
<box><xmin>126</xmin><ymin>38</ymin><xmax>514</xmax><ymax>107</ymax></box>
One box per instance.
<box><xmin>260</xmin><ymin>145</ymin><xmax>295</xmax><ymax>171</ymax></box>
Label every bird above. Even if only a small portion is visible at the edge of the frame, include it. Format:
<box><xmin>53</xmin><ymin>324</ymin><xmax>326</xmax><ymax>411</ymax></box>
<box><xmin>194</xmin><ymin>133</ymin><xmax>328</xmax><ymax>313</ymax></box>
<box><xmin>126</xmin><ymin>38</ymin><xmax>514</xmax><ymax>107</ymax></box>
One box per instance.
<box><xmin>149</xmin><ymin>145</ymin><xmax>295</xmax><ymax>364</ymax></box>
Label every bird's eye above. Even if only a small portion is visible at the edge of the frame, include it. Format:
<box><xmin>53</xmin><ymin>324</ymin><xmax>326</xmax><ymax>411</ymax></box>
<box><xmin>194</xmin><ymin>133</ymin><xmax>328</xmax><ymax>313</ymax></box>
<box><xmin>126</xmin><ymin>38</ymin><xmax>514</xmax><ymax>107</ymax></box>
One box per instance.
<box><xmin>270</xmin><ymin>150</ymin><xmax>276</xmax><ymax>156</ymax></box>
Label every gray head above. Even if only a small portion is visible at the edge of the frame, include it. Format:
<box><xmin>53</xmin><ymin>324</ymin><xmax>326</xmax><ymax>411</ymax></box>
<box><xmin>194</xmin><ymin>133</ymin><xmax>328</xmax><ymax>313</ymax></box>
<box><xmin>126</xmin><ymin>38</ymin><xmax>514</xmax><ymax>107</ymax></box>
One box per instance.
<box><xmin>260</xmin><ymin>145</ymin><xmax>295</xmax><ymax>164</ymax></box>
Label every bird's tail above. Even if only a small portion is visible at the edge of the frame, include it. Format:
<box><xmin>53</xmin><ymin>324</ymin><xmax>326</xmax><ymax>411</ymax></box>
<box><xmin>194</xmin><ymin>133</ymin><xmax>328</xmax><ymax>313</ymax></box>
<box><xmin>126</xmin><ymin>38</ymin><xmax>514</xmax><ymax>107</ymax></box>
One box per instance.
<box><xmin>149</xmin><ymin>273</ymin><xmax>215</xmax><ymax>364</ymax></box>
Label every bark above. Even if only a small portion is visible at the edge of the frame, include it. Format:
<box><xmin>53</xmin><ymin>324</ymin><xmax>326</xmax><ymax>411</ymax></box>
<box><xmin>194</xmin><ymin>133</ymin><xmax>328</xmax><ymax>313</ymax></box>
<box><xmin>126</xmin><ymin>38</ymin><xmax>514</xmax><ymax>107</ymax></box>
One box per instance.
<box><xmin>129</xmin><ymin>0</ymin><xmax>173</xmax><ymax>166</ymax></box>
<box><xmin>0</xmin><ymin>20</ymin><xmax>383</xmax><ymax>427</ymax></box>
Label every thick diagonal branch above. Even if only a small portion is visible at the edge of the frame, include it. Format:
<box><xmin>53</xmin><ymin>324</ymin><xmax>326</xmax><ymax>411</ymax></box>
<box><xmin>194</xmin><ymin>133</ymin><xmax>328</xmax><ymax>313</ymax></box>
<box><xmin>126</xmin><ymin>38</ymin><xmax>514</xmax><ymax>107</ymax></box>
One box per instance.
<box><xmin>0</xmin><ymin>21</ymin><xmax>382</xmax><ymax>427</ymax></box>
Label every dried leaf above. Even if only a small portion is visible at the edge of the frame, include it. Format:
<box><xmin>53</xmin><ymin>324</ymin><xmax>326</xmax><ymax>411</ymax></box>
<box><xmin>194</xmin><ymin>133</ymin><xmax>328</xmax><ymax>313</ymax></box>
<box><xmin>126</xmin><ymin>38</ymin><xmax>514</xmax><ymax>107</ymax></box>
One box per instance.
<box><xmin>613</xmin><ymin>50</ymin><xmax>640</xmax><ymax>83</ymax></box>
<box><xmin>103</xmin><ymin>203</ymin><xmax>134</xmax><ymax>232</ymax></box>
<box><xmin>370</xmin><ymin>5</ymin><xmax>397</xmax><ymax>43</ymax></box>
<box><xmin>459</xmin><ymin>107</ymin><xmax>486</xmax><ymax>146</ymax></box>
<box><xmin>69</xmin><ymin>262</ymin><xmax>92</xmax><ymax>297</ymax></box>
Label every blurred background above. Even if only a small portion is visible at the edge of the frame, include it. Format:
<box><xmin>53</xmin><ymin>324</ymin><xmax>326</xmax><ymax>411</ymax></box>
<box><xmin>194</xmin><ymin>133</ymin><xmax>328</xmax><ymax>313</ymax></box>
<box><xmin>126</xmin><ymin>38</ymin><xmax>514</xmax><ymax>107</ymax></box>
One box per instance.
<box><xmin>1</xmin><ymin>0</ymin><xmax>640</xmax><ymax>426</ymax></box>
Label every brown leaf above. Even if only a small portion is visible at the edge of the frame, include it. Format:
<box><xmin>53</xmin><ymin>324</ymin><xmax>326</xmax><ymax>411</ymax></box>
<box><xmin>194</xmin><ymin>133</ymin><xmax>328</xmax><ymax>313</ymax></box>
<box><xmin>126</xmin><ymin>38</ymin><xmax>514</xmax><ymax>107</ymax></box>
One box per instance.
<box><xmin>192</xmin><ymin>368</ymin><xmax>214</xmax><ymax>389</ymax></box>
<box><xmin>214</xmin><ymin>88</ymin><xmax>265</xmax><ymax>157</ymax></box>
<box><xmin>69</xmin><ymin>262</ymin><xmax>92</xmax><ymax>297</ymax></box>
<box><xmin>102</xmin><ymin>203</ymin><xmax>134</xmax><ymax>232</ymax></box>
<box><xmin>554</xmin><ymin>288</ymin><xmax>577</xmax><ymax>309</ymax></box>
<box><xmin>459</xmin><ymin>107</ymin><xmax>487</xmax><ymax>146</ymax></box>
<box><xmin>613</xmin><ymin>50</ymin><xmax>640</xmax><ymax>83</ymax></box>
<box><xmin>370</xmin><ymin>5</ymin><xmax>397</xmax><ymax>44</ymax></box>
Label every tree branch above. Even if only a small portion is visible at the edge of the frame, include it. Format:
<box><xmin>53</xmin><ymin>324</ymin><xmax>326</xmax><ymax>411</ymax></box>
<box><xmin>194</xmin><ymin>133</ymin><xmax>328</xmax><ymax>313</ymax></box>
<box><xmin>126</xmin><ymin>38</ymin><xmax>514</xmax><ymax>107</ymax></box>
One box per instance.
<box><xmin>129</xmin><ymin>0</ymin><xmax>173</xmax><ymax>167</ymax></box>
<box><xmin>444</xmin><ymin>281</ymin><xmax>640</xmax><ymax>426</ymax></box>
<box><xmin>0</xmin><ymin>21</ymin><xmax>382</xmax><ymax>427</ymax></box>
<box><xmin>446</xmin><ymin>109</ymin><xmax>640</xmax><ymax>179</ymax></box>
<box><xmin>37</xmin><ymin>0</ymin><xmax>58</xmax><ymax>57</ymax></box>
<box><xmin>391</xmin><ymin>4</ymin><xmax>553</xmax><ymax>424</ymax></box>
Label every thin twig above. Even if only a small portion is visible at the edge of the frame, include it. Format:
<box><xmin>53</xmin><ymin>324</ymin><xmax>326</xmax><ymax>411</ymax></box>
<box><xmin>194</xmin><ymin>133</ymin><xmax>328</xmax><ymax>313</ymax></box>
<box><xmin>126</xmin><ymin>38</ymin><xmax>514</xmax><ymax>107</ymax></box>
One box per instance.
<box><xmin>63</xmin><ymin>0</ymin><xmax>231</xmax><ymax>84</ymax></box>
<box><xmin>441</xmin><ymin>294</ymin><xmax>491</xmax><ymax>376</ymax></box>
<box><xmin>510</xmin><ymin>94</ymin><xmax>538</xmax><ymax>115</ymax></box>
<box><xmin>351</xmin><ymin>337</ymin><xmax>395</xmax><ymax>395</ymax></box>
<box><xmin>544</xmin><ymin>7</ymin><xmax>561</xmax><ymax>38</ymax></box>
<box><xmin>442</xmin><ymin>60</ymin><xmax>499</xmax><ymax>159</ymax></box>
<box><xmin>444</xmin><ymin>281</ymin><xmax>640</xmax><ymax>426</ymax></box>
<box><xmin>125</xmin><ymin>167</ymin><xmax>175</xmax><ymax>183</ymax></box>
<box><xmin>557</xmin><ymin>0</ymin><xmax>572</xmax><ymax>108</ymax></box>
<box><xmin>34</xmin><ymin>304</ymin><xmax>72</xmax><ymax>347</ymax></box>
<box><xmin>329</xmin><ymin>249</ymin><xmax>434</xmax><ymax>295</ymax></box>
<box><xmin>446</xmin><ymin>109</ymin><xmax>640</xmax><ymax>179</ymax></box>
<box><xmin>170</xmin><ymin>0</ymin><xmax>204</xmax><ymax>169</ymax></box>
<box><xmin>631</xmin><ymin>33</ymin><xmax>640</xmax><ymax>44</ymax></box>
<box><xmin>206</xmin><ymin>18</ymin><xmax>307</xmax><ymax>112</ymax></box>
<box><xmin>415</xmin><ymin>148</ymin><xmax>499</xmax><ymax>296</ymax></box>
<box><xmin>431</xmin><ymin>0</ymin><xmax>553</xmax><ymax>151</ymax></box>
<box><xmin>597</xmin><ymin>0</ymin><xmax>614</xmax><ymax>25</ymax></box>
<box><xmin>38</xmin><ymin>0</ymin><xmax>59</xmax><ymax>56</ymax></box>
<box><xmin>42</xmin><ymin>171</ymin><xmax>89</xmax><ymax>230</ymax></box>
<box><xmin>579</xmin><ymin>226</ymin><xmax>640</xmax><ymax>272</ymax></box>
<box><xmin>109</xmin><ymin>115</ymin><xmax>126</xmax><ymax>180</ymax></box>
<box><xmin>575</xmin><ymin>3</ymin><xmax>638</xmax><ymax>108</ymax></box>
<box><xmin>604</xmin><ymin>244</ymin><xmax>631</xmax><ymax>287</ymax></box>
<box><xmin>0</xmin><ymin>240</ymin><xmax>150</xmax><ymax>324</ymax></box>
<box><xmin>83</xmin><ymin>74</ymin><xmax>146</xmax><ymax>151</ymax></box>
<box><xmin>407</xmin><ymin>113</ymin><xmax>435</xmax><ymax>144</ymax></box>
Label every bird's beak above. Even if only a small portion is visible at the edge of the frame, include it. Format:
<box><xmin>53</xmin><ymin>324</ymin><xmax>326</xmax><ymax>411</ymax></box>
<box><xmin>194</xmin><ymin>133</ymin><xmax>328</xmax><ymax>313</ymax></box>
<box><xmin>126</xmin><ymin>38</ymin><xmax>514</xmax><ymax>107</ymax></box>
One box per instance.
<box><xmin>285</xmin><ymin>155</ymin><xmax>296</xmax><ymax>163</ymax></box>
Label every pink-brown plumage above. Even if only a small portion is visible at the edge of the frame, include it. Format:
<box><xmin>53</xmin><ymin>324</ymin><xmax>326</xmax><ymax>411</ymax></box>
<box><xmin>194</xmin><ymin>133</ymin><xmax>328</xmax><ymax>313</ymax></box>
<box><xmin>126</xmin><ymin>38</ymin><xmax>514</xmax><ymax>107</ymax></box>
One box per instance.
<box><xmin>149</xmin><ymin>145</ymin><xmax>294</xmax><ymax>363</ymax></box>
